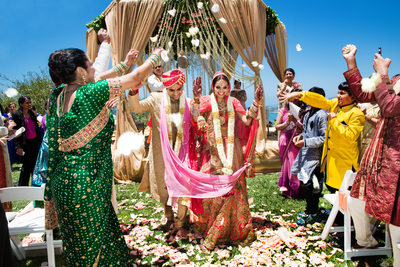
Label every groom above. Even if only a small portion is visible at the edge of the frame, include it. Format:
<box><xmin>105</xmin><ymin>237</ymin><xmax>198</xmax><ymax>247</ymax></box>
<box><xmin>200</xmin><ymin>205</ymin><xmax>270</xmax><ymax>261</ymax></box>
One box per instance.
<box><xmin>128</xmin><ymin>69</ymin><xmax>196</xmax><ymax>235</ymax></box>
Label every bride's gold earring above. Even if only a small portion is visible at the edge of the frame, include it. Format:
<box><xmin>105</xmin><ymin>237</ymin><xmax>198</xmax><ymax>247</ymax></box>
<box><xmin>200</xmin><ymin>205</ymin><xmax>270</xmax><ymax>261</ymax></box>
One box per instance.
<box><xmin>82</xmin><ymin>74</ymin><xmax>87</xmax><ymax>84</ymax></box>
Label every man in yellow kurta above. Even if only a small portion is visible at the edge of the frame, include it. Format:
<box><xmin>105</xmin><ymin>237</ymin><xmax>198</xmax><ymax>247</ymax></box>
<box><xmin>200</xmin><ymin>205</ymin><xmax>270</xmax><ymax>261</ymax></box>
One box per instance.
<box><xmin>282</xmin><ymin>82</ymin><xmax>365</xmax><ymax>190</ymax></box>
<box><xmin>128</xmin><ymin>70</ymin><xmax>189</xmax><ymax>234</ymax></box>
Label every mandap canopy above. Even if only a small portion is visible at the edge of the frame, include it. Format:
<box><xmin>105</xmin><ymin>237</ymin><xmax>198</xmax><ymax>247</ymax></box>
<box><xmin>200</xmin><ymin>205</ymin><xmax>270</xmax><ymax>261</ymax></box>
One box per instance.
<box><xmin>86</xmin><ymin>0</ymin><xmax>288</xmax><ymax>182</ymax></box>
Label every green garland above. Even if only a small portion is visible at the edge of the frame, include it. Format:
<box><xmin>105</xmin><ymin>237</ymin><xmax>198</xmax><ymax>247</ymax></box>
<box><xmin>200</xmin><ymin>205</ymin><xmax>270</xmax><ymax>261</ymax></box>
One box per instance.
<box><xmin>85</xmin><ymin>14</ymin><xmax>106</xmax><ymax>32</ymax></box>
<box><xmin>266</xmin><ymin>5</ymin><xmax>279</xmax><ymax>35</ymax></box>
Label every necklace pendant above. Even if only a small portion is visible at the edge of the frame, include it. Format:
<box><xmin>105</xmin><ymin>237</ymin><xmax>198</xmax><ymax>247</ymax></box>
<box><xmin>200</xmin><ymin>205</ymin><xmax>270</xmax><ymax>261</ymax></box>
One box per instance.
<box><xmin>219</xmin><ymin>116</ymin><xmax>225</xmax><ymax>125</ymax></box>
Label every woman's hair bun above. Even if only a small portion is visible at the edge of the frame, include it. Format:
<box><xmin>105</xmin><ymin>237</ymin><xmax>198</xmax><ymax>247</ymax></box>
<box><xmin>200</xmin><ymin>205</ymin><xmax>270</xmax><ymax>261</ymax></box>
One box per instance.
<box><xmin>48</xmin><ymin>48</ymin><xmax>87</xmax><ymax>84</ymax></box>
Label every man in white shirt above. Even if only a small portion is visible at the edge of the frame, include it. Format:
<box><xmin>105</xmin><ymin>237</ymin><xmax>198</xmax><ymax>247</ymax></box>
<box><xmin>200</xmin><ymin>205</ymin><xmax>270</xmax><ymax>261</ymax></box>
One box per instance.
<box><xmin>147</xmin><ymin>64</ymin><xmax>164</xmax><ymax>92</ymax></box>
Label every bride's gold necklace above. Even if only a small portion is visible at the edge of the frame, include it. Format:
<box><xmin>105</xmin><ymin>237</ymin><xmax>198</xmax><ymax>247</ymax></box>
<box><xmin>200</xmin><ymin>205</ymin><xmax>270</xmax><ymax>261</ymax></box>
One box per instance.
<box><xmin>217</xmin><ymin>100</ymin><xmax>227</xmax><ymax>125</ymax></box>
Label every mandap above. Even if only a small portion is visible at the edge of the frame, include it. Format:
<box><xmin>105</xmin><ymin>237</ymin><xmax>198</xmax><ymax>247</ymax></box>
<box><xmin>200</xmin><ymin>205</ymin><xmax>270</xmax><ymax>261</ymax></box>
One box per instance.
<box><xmin>85</xmin><ymin>0</ymin><xmax>287</xmax><ymax>182</ymax></box>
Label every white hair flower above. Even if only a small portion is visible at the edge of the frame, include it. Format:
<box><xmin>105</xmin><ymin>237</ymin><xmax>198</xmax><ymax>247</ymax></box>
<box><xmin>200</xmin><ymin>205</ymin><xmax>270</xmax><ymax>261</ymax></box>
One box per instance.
<box><xmin>211</xmin><ymin>4</ymin><xmax>220</xmax><ymax>13</ymax></box>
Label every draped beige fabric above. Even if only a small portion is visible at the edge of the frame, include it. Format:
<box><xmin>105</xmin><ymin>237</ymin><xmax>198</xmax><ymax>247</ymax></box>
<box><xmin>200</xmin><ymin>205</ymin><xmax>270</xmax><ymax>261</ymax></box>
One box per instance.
<box><xmin>105</xmin><ymin>0</ymin><xmax>164</xmax><ymax>70</ymax></box>
<box><xmin>209</xmin><ymin>0</ymin><xmax>268</xmax><ymax>157</ymax></box>
<box><xmin>264</xmin><ymin>22</ymin><xmax>288</xmax><ymax>82</ymax></box>
<box><xmin>103</xmin><ymin>0</ymin><xmax>164</xmax><ymax>182</ymax></box>
<box><xmin>210</xmin><ymin>0</ymin><xmax>266</xmax><ymax>76</ymax></box>
<box><xmin>257</xmin><ymin>22</ymin><xmax>288</xmax><ymax>159</ymax></box>
<box><xmin>86</xmin><ymin>28</ymin><xmax>99</xmax><ymax>63</ymax></box>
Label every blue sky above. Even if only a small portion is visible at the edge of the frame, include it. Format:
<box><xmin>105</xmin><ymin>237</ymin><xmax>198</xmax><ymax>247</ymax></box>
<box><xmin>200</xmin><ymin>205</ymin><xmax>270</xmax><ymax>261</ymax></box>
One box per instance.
<box><xmin>1</xmin><ymin>1</ymin><xmax>399</xmax><ymax>108</ymax></box>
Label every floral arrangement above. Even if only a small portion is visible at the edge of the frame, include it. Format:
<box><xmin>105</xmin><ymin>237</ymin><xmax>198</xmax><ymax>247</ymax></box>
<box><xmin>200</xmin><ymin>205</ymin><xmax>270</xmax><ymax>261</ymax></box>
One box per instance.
<box><xmin>86</xmin><ymin>1</ymin><xmax>280</xmax><ymax>53</ymax></box>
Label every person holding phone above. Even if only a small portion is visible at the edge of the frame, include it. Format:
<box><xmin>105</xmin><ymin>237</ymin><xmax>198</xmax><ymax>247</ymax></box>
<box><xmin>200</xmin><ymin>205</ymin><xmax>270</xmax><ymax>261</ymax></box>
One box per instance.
<box><xmin>343</xmin><ymin>45</ymin><xmax>400</xmax><ymax>264</ymax></box>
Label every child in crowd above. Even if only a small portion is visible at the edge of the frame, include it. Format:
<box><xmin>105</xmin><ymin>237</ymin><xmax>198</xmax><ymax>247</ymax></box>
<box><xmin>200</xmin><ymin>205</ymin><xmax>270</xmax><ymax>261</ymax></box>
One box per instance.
<box><xmin>290</xmin><ymin>87</ymin><xmax>328</xmax><ymax>225</ymax></box>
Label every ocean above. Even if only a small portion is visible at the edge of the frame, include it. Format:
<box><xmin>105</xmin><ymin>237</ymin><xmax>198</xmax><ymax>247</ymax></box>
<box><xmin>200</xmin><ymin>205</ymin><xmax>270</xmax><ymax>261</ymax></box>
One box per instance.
<box><xmin>268</xmin><ymin>112</ymin><xmax>278</xmax><ymax>124</ymax></box>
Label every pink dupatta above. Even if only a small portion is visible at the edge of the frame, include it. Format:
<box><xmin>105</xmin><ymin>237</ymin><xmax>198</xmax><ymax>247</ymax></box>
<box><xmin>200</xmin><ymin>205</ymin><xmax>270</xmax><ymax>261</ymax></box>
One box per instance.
<box><xmin>159</xmin><ymin>98</ymin><xmax>249</xmax><ymax>199</ymax></box>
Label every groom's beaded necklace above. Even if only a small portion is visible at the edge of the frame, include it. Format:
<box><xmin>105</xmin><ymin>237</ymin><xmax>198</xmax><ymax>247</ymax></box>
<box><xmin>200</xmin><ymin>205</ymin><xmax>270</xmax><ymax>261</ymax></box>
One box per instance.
<box><xmin>163</xmin><ymin>89</ymin><xmax>185</xmax><ymax>155</ymax></box>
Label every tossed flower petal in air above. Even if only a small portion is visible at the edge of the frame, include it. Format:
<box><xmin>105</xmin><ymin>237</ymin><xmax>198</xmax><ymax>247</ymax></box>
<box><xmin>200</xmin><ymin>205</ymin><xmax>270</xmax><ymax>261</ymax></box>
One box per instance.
<box><xmin>150</xmin><ymin>35</ymin><xmax>158</xmax><ymax>43</ymax></box>
<box><xmin>168</xmin><ymin>41</ymin><xmax>173</xmax><ymax>48</ymax></box>
<box><xmin>191</xmin><ymin>39</ymin><xmax>200</xmax><ymax>47</ymax></box>
<box><xmin>296</xmin><ymin>43</ymin><xmax>302</xmax><ymax>52</ymax></box>
<box><xmin>258</xmin><ymin>64</ymin><xmax>264</xmax><ymax>70</ymax></box>
<box><xmin>211</xmin><ymin>4</ymin><xmax>220</xmax><ymax>13</ymax></box>
<box><xmin>219</xmin><ymin>17</ymin><xmax>227</xmax><ymax>24</ymax></box>
<box><xmin>185</xmin><ymin>32</ymin><xmax>191</xmax><ymax>38</ymax></box>
<box><xmin>161</xmin><ymin>50</ymin><xmax>170</xmax><ymax>62</ymax></box>
<box><xmin>117</xmin><ymin>132</ymin><xmax>145</xmax><ymax>156</ymax></box>
<box><xmin>251</xmin><ymin>61</ymin><xmax>259</xmax><ymax>67</ymax></box>
<box><xmin>5</xmin><ymin>88</ymin><xmax>18</xmax><ymax>98</ymax></box>
<box><xmin>197</xmin><ymin>2</ymin><xmax>204</xmax><ymax>9</ymax></box>
<box><xmin>167</xmin><ymin>8</ymin><xmax>176</xmax><ymax>17</ymax></box>
<box><xmin>242</xmin><ymin>64</ymin><xmax>246</xmax><ymax>68</ymax></box>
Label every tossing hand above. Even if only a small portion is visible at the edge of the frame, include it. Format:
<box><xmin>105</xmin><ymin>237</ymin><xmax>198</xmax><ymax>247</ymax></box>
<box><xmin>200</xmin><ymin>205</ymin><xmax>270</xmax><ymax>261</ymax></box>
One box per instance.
<box><xmin>342</xmin><ymin>44</ymin><xmax>357</xmax><ymax>70</ymax></box>
<box><xmin>98</xmin><ymin>28</ymin><xmax>110</xmax><ymax>44</ymax></box>
<box><xmin>193</xmin><ymin>76</ymin><xmax>202</xmax><ymax>99</ymax></box>
<box><xmin>255</xmin><ymin>82</ymin><xmax>264</xmax><ymax>103</ymax></box>
<box><xmin>152</xmin><ymin>47</ymin><xmax>164</xmax><ymax>58</ymax></box>
<box><xmin>124</xmin><ymin>49</ymin><xmax>139</xmax><ymax>67</ymax></box>
<box><xmin>279</xmin><ymin>91</ymin><xmax>302</xmax><ymax>103</ymax></box>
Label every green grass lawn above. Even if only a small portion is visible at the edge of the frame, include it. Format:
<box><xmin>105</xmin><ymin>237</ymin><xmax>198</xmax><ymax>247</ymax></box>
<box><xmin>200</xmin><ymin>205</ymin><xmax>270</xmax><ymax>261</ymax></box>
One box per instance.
<box><xmin>10</xmin><ymin>166</ymin><xmax>393</xmax><ymax>266</ymax></box>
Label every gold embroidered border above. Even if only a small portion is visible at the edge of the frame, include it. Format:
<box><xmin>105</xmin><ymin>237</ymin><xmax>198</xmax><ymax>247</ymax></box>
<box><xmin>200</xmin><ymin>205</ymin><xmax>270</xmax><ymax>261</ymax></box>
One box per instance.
<box><xmin>59</xmin><ymin>107</ymin><xmax>109</xmax><ymax>152</ymax></box>
<box><xmin>107</xmin><ymin>78</ymin><xmax>123</xmax><ymax>99</ymax></box>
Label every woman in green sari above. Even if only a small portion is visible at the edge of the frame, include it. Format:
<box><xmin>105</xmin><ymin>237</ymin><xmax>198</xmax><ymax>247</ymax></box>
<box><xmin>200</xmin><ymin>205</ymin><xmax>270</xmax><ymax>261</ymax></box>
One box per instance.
<box><xmin>45</xmin><ymin>47</ymin><xmax>162</xmax><ymax>266</ymax></box>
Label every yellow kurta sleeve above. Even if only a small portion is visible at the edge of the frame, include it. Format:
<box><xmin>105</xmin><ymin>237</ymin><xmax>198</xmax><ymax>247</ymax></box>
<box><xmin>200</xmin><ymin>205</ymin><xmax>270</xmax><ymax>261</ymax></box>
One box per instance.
<box><xmin>299</xmin><ymin>91</ymin><xmax>336</xmax><ymax>111</ymax></box>
<box><xmin>329</xmin><ymin>108</ymin><xmax>365</xmax><ymax>142</ymax></box>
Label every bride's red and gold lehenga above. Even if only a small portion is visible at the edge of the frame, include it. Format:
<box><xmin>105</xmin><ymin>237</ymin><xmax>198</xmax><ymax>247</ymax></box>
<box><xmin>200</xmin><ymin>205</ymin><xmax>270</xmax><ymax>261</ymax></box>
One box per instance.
<box><xmin>190</xmin><ymin>72</ymin><xmax>259</xmax><ymax>250</ymax></box>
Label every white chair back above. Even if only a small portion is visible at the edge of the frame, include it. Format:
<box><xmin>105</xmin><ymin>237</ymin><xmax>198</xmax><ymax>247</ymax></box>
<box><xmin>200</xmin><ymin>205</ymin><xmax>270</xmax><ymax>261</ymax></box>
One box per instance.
<box><xmin>0</xmin><ymin>186</ymin><xmax>44</xmax><ymax>202</ymax></box>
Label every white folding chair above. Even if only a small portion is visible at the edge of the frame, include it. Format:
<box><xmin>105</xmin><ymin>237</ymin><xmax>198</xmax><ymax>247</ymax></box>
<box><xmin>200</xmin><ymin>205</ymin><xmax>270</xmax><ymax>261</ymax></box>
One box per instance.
<box><xmin>320</xmin><ymin>170</ymin><xmax>392</xmax><ymax>260</ymax></box>
<box><xmin>0</xmin><ymin>185</ymin><xmax>62</xmax><ymax>267</ymax></box>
